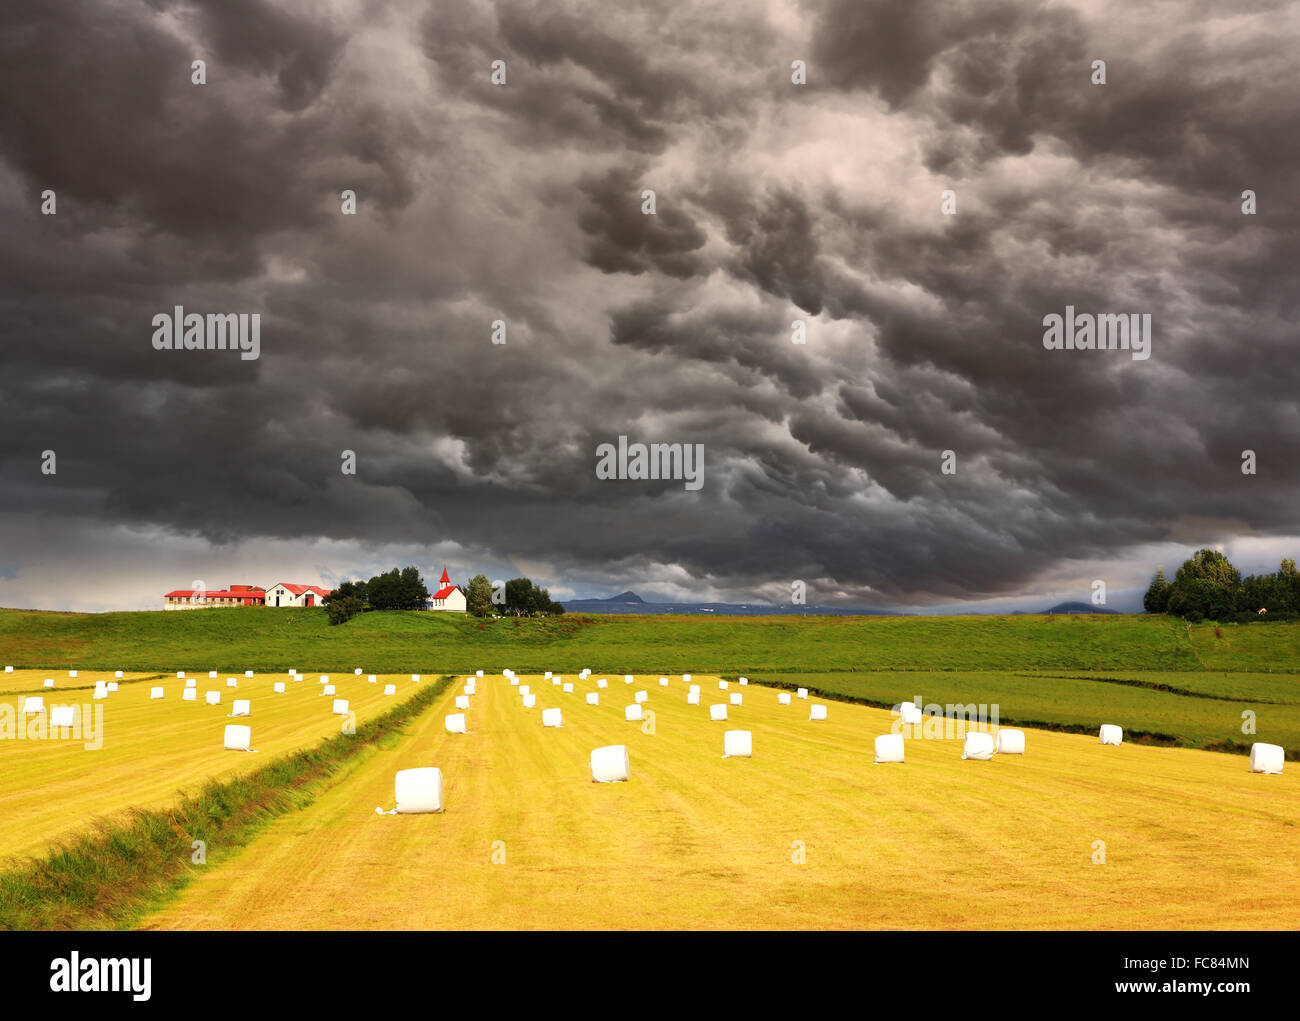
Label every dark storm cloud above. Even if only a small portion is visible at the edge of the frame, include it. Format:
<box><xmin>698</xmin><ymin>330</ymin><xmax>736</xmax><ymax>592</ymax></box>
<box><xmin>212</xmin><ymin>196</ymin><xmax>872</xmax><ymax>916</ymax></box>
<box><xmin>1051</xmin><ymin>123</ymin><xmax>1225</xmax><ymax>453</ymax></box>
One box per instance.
<box><xmin>1</xmin><ymin>0</ymin><xmax>1298</xmax><ymax>610</ymax></box>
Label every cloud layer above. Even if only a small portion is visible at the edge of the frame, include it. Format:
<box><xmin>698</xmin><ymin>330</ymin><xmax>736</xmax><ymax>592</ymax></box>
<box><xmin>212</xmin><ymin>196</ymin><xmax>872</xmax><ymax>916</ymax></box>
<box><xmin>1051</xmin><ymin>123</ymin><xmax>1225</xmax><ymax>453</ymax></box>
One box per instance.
<box><xmin>1</xmin><ymin>0</ymin><xmax>1297</xmax><ymax>610</ymax></box>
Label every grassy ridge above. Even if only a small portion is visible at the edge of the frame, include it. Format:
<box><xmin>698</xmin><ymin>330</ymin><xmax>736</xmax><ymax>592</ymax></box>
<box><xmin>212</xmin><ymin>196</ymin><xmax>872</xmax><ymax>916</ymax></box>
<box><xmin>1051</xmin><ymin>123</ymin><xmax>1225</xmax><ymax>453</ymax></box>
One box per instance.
<box><xmin>5</xmin><ymin>606</ymin><xmax>1299</xmax><ymax>673</ymax></box>
<box><xmin>0</xmin><ymin>674</ymin><xmax>454</xmax><ymax>930</ymax></box>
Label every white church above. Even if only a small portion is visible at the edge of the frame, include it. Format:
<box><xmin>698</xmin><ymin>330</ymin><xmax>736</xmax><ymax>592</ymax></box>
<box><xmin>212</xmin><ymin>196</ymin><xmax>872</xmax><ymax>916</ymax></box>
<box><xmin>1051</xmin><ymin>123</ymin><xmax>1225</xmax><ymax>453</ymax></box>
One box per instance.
<box><xmin>427</xmin><ymin>567</ymin><xmax>467</xmax><ymax>613</ymax></box>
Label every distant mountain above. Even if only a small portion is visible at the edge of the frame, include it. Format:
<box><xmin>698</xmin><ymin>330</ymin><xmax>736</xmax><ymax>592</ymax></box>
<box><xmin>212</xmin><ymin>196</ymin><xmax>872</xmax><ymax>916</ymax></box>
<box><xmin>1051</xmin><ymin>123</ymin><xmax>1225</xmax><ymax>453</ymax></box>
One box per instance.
<box><xmin>1043</xmin><ymin>601</ymin><xmax>1120</xmax><ymax>615</ymax></box>
<box><xmin>562</xmin><ymin>590</ymin><xmax>899</xmax><ymax>616</ymax></box>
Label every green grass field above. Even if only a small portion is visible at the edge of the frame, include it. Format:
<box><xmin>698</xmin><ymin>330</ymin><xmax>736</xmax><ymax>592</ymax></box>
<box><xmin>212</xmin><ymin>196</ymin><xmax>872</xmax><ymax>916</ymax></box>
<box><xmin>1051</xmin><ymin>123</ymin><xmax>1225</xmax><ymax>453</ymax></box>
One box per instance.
<box><xmin>5</xmin><ymin>605</ymin><xmax>1300</xmax><ymax>673</ymax></box>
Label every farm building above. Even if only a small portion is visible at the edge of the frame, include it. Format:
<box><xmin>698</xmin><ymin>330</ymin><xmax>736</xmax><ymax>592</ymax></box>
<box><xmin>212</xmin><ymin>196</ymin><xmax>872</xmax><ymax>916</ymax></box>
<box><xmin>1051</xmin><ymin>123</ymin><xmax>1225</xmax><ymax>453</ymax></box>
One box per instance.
<box><xmin>426</xmin><ymin>567</ymin><xmax>466</xmax><ymax>613</ymax></box>
<box><xmin>162</xmin><ymin>585</ymin><xmax>266</xmax><ymax>610</ymax></box>
<box><xmin>264</xmin><ymin>583</ymin><xmax>332</xmax><ymax>608</ymax></box>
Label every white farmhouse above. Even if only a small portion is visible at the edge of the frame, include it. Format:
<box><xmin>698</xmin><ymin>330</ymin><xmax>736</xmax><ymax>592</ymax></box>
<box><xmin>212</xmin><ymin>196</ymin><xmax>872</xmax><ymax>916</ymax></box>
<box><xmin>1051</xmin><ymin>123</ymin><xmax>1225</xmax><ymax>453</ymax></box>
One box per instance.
<box><xmin>264</xmin><ymin>582</ymin><xmax>332</xmax><ymax>608</ymax></box>
<box><xmin>427</xmin><ymin>568</ymin><xmax>467</xmax><ymax>613</ymax></box>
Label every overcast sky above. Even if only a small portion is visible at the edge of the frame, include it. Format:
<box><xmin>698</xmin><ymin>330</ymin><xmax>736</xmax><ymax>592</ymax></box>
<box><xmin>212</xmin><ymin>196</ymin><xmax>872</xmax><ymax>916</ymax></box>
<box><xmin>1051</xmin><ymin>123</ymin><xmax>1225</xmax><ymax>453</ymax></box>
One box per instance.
<box><xmin>1</xmin><ymin>0</ymin><xmax>1297</xmax><ymax>613</ymax></box>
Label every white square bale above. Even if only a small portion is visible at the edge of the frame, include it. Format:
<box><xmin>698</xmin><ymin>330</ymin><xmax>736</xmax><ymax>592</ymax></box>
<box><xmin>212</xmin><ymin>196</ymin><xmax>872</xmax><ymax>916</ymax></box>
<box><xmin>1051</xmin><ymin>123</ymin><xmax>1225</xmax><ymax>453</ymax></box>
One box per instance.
<box><xmin>730</xmin><ymin>692</ymin><xmax>743</xmax><ymax>706</ymax></box>
<box><xmin>1099</xmin><ymin>724</ymin><xmax>1123</xmax><ymax>746</ymax></box>
<box><xmin>1249</xmin><ymin>743</ymin><xmax>1285</xmax><ymax>774</ymax></box>
<box><xmin>874</xmin><ymin>734</ymin><xmax>905</xmax><ymax>764</ymax></box>
<box><xmin>332</xmin><ymin>698</ymin><xmax>349</xmax><ymax>716</ymax></box>
<box><xmin>223</xmin><ymin>724</ymin><xmax>252</xmax><ymax>751</ymax></box>
<box><xmin>455</xmin><ymin>695</ymin><xmax>470</xmax><ymax>709</ymax></box>
<box><xmin>809</xmin><ymin>704</ymin><xmax>827</xmax><ymax>721</ymax></box>
<box><xmin>205</xmin><ymin>691</ymin><xmax>220</xmax><ymax>705</ymax></box>
<box><xmin>624</xmin><ymin>704</ymin><xmax>643</xmax><ymax>722</ymax></box>
<box><xmin>723</xmin><ymin>730</ymin><xmax>752</xmax><ymax>758</ymax></box>
<box><xmin>393</xmin><ymin>767</ymin><xmax>443</xmax><ymax>813</ymax></box>
<box><xmin>709</xmin><ymin>704</ymin><xmax>727</xmax><ymax>721</ymax></box>
<box><xmin>586</xmin><ymin>693</ymin><xmax>599</xmax><ymax>705</ymax></box>
<box><xmin>590</xmin><ymin>745</ymin><xmax>629</xmax><ymax>783</ymax></box>
<box><xmin>150</xmin><ymin>687</ymin><xmax>164</xmax><ymax>700</ymax></box>
<box><xmin>542</xmin><ymin>707</ymin><xmax>563</xmax><ymax>728</ymax></box>
<box><xmin>995</xmin><ymin>729</ymin><xmax>1026</xmax><ymax>754</ymax></box>
<box><xmin>962</xmin><ymin>732</ymin><xmax>994</xmax><ymax>760</ymax></box>
<box><xmin>445</xmin><ymin>713</ymin><xmax>467</xmax><ymax>734</ymax></box>
<box><xmin>230</xmin><ymin>699</ymin><xmax>251</xmax><ymax>717</ymax></box>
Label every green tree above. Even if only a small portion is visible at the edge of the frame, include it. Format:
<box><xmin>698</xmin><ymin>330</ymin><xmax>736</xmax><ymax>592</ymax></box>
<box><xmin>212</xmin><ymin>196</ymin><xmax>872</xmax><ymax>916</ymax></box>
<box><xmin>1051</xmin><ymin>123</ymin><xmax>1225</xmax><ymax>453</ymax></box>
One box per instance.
<box><xmin>1142</xmin><ymin>567</ymin><xmax>1172</xmax><ymax>614</ymax></box>
<box><xmin>326</xmin><ymin>595</ymin><xmax>364</xmax><ymax>626</ymax></box>
<box><xmin>465</xmin><ymin>574</ymin><xmax>494</xmax><ymax>617</ymax></box>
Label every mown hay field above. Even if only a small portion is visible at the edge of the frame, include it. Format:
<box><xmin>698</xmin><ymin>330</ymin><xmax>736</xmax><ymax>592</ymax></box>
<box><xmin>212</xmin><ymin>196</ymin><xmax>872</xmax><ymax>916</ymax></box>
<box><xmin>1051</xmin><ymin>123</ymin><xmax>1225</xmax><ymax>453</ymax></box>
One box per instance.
<box><xmin>0</xmin><ymin>670</ymin><xmax>431</xmax><ymax>862</ymax></box>
<box><xmin>142</xmin><ymin>672</ymin><xmax>1300</xmax><ymax>931</ymax></box>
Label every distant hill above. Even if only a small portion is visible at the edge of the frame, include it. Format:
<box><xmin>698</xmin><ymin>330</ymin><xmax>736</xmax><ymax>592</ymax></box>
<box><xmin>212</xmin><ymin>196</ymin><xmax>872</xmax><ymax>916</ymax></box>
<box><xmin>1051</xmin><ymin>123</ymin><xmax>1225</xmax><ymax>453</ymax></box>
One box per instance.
<box><xmin>560</xmin><ymin>590</ymin><xmax>898</xmax><ymax>616</ymax></box>
<box><xmin>1043</xmin><ymin>601</ymin><xmax>1121</xmax><ymax>615</ymax></box>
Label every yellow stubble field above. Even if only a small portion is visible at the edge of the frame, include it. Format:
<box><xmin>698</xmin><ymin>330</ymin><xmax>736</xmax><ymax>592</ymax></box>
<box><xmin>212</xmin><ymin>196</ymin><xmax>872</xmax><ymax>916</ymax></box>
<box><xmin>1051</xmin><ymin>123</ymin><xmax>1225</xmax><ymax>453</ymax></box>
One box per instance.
<box><xmin>0</xmin><ymin>670</ymin><xmax>432</xmax><ymax>862</ymax></box>
<box><xmin>142</xmin><ymin>672</ymin><xmax>1300</xmax><ymax>930</ymax></box>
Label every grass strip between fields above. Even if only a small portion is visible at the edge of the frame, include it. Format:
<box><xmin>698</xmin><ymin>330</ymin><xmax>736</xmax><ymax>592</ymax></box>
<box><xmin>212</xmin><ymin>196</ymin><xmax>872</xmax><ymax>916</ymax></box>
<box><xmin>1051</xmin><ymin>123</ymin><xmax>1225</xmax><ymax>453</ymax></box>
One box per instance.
<box><xmin>735</xmin><ymin>674</ymin><xmax>1297</xmax><ymax>760</ymax></box>
<box><xmin>0</xmin><ymin>675</ymin><xmax>454</xmax><ymax>931</ymax></box>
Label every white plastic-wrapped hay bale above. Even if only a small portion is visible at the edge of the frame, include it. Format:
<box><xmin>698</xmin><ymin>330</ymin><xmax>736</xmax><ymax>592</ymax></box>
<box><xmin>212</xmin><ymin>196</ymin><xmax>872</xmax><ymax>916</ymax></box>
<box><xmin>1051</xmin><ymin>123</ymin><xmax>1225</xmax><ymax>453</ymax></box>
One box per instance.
<box><xmin>150</xmin><ymin>687</ymin><xmax>164</xmax><ymax>700</ymax></box>
<box><xmin>106</xmin><ymin>682</ymin><xmax>119</xmax><ymax>692</ymax></box>
<box><xmin>874</xmin><ymin>734</ymin><xmax>905</xmax><ymax>764</ymax></box>
<box><xmin>50</xmin><ymin>705</ymin><xmax>76</xmax><ymax>728</ymax></box>
<box><xmin>503</xmin><ymin>669</ymin><xmax>513</xmax><ymax>678</ymax></box>
<box><xmin>332</xmin><ymin>698</ymin><xmax>349</xmax><ymax>716</ymax></box>
<box><xmin>730</xmin><ymin>692</ymin><xmax>743</xmax><ymax>706</ymax></box>
<box><xmin>224</xmin><ymin>725</ymin><xmax>253</xmax><ymax>752</ymax></box>
<box><xmin>455</xmin><ymin>695</ymin><xmax>470</xmax><ymax>710</ymax></box>
<box><xmin>563</xmin><ymin>682</ymin><xmax>574</xmax><ymax>693</ymax></box>
<box><xmin>522</xmin><ymin>693</ymin><xmax>537</xmax><ymax>708</ymax></box>
<box><xmin>624</xmin><ymin>674</ymin><xmax>634</xmax><ymax>684</ymax></box>
<box><xmin>511</xmin><ymin>677</ymin><xmax>520</xmax><ymax>687</ymax></box>
<box><xmin>3</xmin><ymin>665</ymin><xmax>10</xmax><ymax>673</ymax></box>
<box><xmin>719</xmin><ymin>680</ymin><xmax>729</xmax><ymax>690</ymax></box>
<box><xmin>962</xmin><ymin>732</ymin><xmax>994</xmax><ymax>760</ymax></box>
<box><xmin>93</xmin><ymin>682</ymin><xmax>107</xmax><ymax>700</ymax></box>
<box><xmin>899</xmin><ymin>702</ymin><xmax>922</xmax><ymax>726</ymax></box>
<box><xmin>322</xmin><ymin>684</ymin><xmax>336</xmax><ymax>696</ymax></box>
<box><xmin>320</xmin><ymin>675</ymin><xmax>330</xmax><ymax>684</ymax></box>
<box><xmin>777</xmin><ymin>692</ymin><xmax>791</xmax><ymax>705</ymax></box>
<box><xmin>292</xmin><ymin>673</ymin><xmax>304</xmax><ymax>682</ymax></box>
<box><xmin>710</xmin><ymin>704</ymin><xmax>728</xmax><ymax>721</ymax></box>
<box><xmin>797</xmin><ymin>687</ymin><xmax>808</xmax><ymax>700</ymax></box>
<box><xmin>739</xmin><ymin>677</ymin><xmax>748</xmax><ymax>686</ymax></box>
<box><xmin>245</xmin><ymin>670</ymin><xmax>254</xmax><ymax>678</ymax></box>
<box><xmin>476</xmin><ymin>669</ymin><xmax>484</xmax><ymax>678</ymax></box>
<box><xmin>226</xmin><ymin>678</ymin><xmax>237</xmax><ymax>688</ymax></box>
<box><xmin>545</xmin><ymin>671</ymin><xmax>553</xmax><ymax>679</ymax></box>
<box><xmin>596</xmin><ymin>678</ymin><xmax>608</xmax><ymax>688</ymax></box>
<box><xmin>722</xmin><ymin>730</ymin><xmax>752</xmax><ymax>758</ymax></box>
<box><xmin>590</xmin><ymin>745</ymin><xmax>630</xmax><ymax>783</ymax></box>
<box><xmin>43</xmin><ymin>678</ymin><xmax>55</xmax><ymax>688</ymax></box>
<box><xmin>519</xmin><ymin>685</ymin><xmax>530</xmax><ymax>697</ymax></box>
<box><xmin>355</xmin><ymin>668</ymin><xmax>363</xmax><ymax>676</ymax></box>
<box><xmin>274</xmin><ymin>682</ymin><xmax>286</xmax><ymax>694</ymax></box>
<box><xmin>579</xmin><ymin>668</ymin><xmax>590</xmax><ymax>679</ymax></box>
<box><xmin>687</xmin><ymin>691</ymin><xmax>700</xmax><ymax>705</ymax></box>
<box><xmin>391</xmin><ymin>767</ymin><xmax>443</xmax><ymax>813</ymax></box>
<box><xmin>205</xmin><ymin>691</ymin><xmax>221</xmax><ymax>705</ymax></box>
<box><xmin>69</xmin><ymin>670</ymin><xmax>78</xmax><ymax>678</ymax></box>
<box><xmin>177</xmin><ymin>671</ymin><xmax>186</xmax><ymax>678</ymax></box>
<box><xmin>289</xmin><ymin>668</ymin><xmax>297</xmax><ymax>676</ymax></box>
<box><xmin>209</xmin><ymin>670</ymin><xmax>217</xmax><ymax>679</ymax></box>
<box><xmin>683</xmin><ymin>674</ymin><xmax>691</xmax><ymax>684</ymax></box>
<box><xmin>1249</xmin><ymin>743</ymin><xmax>1285</xmax><ymax>774</ymax></box>
<box><xmin>995</xmin><ymin>729</ymin><xmax>1026</xmax><ymax>755</ymax></box>
<box><xmin>634</xmin><ymin>690</ymin><xmax>648</xmax><ymax>704</ymax></box>
<box><xmin>624</xmin><ymin>704</ymin><xmax>643</xmax><ymax>722</ymax></box>
<box><xmin>586</xmin><ymin>692</ymin><xmax>599</xmax><ymax>706</ymax></box>
<box><xmin>230</xmin><ymin>699</ymin><xmax>251</xmax><ymax>718</ymax></box>
<box><xmin>445</xmin><ymin>713</ymin><xmax>467</xmax><ymax>734</ymax></box>
<box><xmin>689</xmin><ymin>684</ymin><xmax>700</xmax><ymax>695</ymax></box>
<box><xmin>186</xmin><ymin>678</ymin><xmax>196</xmax><ymax>688</ymax></box>
<box><xmin>552</xmin><ymin>677</ymin><xmax>562</xmax><ymax>687</ymax></box>
<box><xmin>114</xmin><ymin>670</ymin><xmax>123</xmax><ymax>679</ymax></box>
<box><xmin>542</xmin><ymin>707</ymin><xmax>563</xmax><ymax>728</ymax></box>
<box><xmin>1099</xmin><ymin>724</ymin><xmax>1123</xmax><ymax>746</ymax></box>
<box><xmin>369</xmin><ymin>675</ymin><xmax>378</xmax><ymax>684</ymax></box>
<box><xmin>412</xmin><ymin>674</ymin><xmax>421</xmax><ymax>683</ymax></box>
<box><xmin>809</xmin><ymin>704</ymin><xmax>827</xmax><ymax>721</ymax></box>
<box><xmin>182</xmin><ymin>689</ymin><xmax>197</xmax><ymax>702</ymax></box>
<box><xmin>384</xmin><ymin>684</ymin><xmax>397</xmax><ymax>695</ymax></box>
<box><xmin>23</xmin><ymin>696</ymin><xmax>44</xmax><ymax>715</ymax></box>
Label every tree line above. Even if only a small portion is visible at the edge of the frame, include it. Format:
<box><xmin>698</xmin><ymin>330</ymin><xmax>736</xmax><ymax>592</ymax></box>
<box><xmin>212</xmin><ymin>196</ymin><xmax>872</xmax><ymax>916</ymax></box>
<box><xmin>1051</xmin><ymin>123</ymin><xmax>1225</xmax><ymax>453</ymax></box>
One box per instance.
<box><xmin>324</xmin><ymin>568</ymin><xmax>563</xmax><ymax>625</ymax></box>
<box><xmin>1144</xmin><ymin>548</ymin><xmax>1300</xmax><ymax>622</ymax></box>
